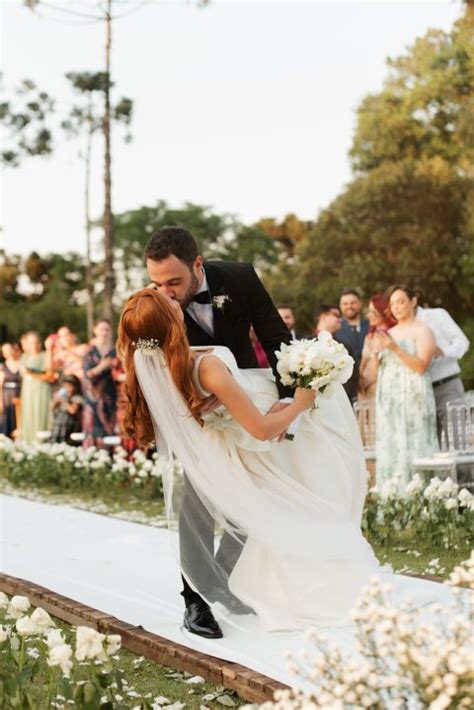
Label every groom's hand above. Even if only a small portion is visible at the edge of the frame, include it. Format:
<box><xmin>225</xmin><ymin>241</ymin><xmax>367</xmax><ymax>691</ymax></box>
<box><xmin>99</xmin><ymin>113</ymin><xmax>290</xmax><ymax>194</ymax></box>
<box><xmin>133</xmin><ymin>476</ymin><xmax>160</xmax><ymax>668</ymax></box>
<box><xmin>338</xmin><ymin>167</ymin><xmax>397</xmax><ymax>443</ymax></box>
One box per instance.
<box><xmin>266</xmin><ymin>401</ymin><xmax>292</xmax><ymax>441</ymax></box>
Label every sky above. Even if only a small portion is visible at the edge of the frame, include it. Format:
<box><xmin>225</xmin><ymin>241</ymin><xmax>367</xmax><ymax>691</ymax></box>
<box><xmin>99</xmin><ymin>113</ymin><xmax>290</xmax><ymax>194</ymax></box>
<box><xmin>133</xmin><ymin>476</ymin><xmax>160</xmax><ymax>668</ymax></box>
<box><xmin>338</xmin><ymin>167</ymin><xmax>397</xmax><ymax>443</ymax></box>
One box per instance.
<box><xmin>1</xmin><ymin>0</ymin><xmax>462</xmax><ymax>257</ymax></box>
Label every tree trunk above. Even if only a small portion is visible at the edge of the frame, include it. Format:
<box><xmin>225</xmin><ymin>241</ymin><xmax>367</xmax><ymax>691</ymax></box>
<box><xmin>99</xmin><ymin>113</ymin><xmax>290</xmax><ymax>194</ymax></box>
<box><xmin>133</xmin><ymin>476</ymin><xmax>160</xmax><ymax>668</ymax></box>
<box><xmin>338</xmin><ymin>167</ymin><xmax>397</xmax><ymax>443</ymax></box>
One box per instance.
<box><xmin>85</xmin><ymin>97</ymin><xmax>94</xmax><ymax>339</ymax></box>
<box><xmin>102</xmin><ymin>0</ymin><xmax>114</xmax><ymax>321</ymax></box>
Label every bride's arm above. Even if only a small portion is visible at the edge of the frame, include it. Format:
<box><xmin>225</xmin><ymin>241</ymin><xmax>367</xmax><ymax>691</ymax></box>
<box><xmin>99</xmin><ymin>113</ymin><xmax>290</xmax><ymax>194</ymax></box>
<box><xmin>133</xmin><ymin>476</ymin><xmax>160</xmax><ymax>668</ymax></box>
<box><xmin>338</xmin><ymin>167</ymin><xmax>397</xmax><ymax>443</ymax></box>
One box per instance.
<box><xmin>198</xmin><ymin>356</ymin><xmax>314</xmax><ymax>441</ymax></box>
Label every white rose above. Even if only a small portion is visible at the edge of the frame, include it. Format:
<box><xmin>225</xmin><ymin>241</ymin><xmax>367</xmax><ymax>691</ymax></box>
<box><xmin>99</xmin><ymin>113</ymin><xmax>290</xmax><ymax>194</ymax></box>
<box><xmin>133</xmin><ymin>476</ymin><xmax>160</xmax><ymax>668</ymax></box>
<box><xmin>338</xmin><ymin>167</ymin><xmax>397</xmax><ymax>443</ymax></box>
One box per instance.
<box><xmin>335</xmin><ymin>362</ymin><xmax>354</xmax><ymax>384</ymax></box>
<box><xmin>406</xmin><ymin>474</ymin><xmax>423</xmax><ymax>496</ymax></box>
<box><xmin>458</xmin><ymin>488</ymin><xmax>472</xmax><ymax>505</ymax></box>
<box><xmin>445</xmin><ymin>498</ymin><xmax>457</xmax><ymax>511</ymax></box>
<box><xmin>48</xmin><ymin>643</ymin><xmax>73</xmax><ymax>677</ymax></box>
<box><xmin>31</xmin><ymin>607</ymin><xmax>55</xmax><ymax>630</ymax></box>
<box><xmin>317</xmin><ymin>330</ymin><xmax>332</xmax><ymax>343</ymax></box>
<box><xmin>8</xmin><ymin>595</ymin><xmax>31</xmax><ymax>619</ymax></box>
<box><xmin>16</xmin><ymin>616</ymin><xmax>39</xmax><ymax>636</ymax></box>
<box><xmin>45</xmin><ymin>628</ymin><xmax>64</xmax><ymax>649</ymax></box>
<box><xmin>0</xmin><ymin>625</ymin><xmax>9</xmax><ymax>643</ymax></box>
<box><xmin>105</xmin><ymin>634</ymin><xmax>122</xmax><ymax>656</ymax></box>
<box><xmin>0</xmin><ymin>592</ymin><xmax>9</xmax><ymax>609</ymax></box>
<box><xmin>75</xmin><ymin>626</ymin><xmax>106</xmax><ymax>661</ymax></box>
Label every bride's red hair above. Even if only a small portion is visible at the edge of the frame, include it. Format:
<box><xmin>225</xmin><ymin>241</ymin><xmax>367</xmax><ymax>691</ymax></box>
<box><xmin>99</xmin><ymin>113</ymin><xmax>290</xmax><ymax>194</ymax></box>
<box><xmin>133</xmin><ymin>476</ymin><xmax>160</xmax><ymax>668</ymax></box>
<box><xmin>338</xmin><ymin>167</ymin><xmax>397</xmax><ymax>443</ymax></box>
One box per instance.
<box><xmin>117</xmin><ymin>288</ymin><xmax>202</xmax><ymax>448</ymax></box>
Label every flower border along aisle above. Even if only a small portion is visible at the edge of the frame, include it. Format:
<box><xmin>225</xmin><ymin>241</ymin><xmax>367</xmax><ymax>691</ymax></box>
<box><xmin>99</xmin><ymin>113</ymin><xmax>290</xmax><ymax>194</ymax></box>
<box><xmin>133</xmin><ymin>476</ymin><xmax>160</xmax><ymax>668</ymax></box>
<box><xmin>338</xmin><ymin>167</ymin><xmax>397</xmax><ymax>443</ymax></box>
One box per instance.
<box><xmin>0</xmin><ymin>592</ymin><xmax>151</xmax><ymax>709</ymax></box>
<box><xmin>362</xmin><ymin>474</ymin><xmax>474</xmax><ymax>550</ymax></box>
<box><xmin>0</xmin><ymin>435</ymin><xmax>168</xmax><ymax>498</ymax></box>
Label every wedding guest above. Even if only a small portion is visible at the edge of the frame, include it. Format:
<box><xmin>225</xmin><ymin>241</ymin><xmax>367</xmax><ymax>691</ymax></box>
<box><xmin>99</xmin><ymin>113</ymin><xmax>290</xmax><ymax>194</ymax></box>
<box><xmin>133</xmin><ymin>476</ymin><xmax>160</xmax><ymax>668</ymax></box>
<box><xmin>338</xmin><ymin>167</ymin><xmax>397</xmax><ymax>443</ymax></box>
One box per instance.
<box><xmin>374</xmin><ymin>285</ymin><xmax>438</xmax><ymax>491</ymax></box>
<box><xmin>19</xmin><ymin>332</ymin><xmax>55</xmax><ymax>443</ymax></box>
<box><xmin>337</xmin><ymin>289</ymin><xmax>369</xmax><ymax>366</ymax></box>
<box><xmin>249</xmin><ymin>327</ymin><xmax>270</xmax><ymax>368</ymax></box>
<box><xmin>277</xmin><ymin>306</ymin><xmax>302</xmax><ymax>340</ymax></box>
<box><xmin>358</xmin><ymin>294</ymin><xmax>396</xmax><ymax>401</ymax></box>
<box><xmin>0</xmin><ymin>343</ymin><xmax>22</xmax><ymax>438</ymax></box>
<box><xmin>416</xmin><ymin>304</ymin><xmax>470</xmax><ymax>446</ymax></box>
<box><xmin>82</xmin><ymin>319</ymin><xmax>118</xmax><ymax>448</ymax></box>
<box><xmin>51</xmin><ymin>374</ymin><xmax>84</xmax><ymax>445</ymax></box>
<box><xmin>313</xmin><ymin>304</ymin><xmax>358</xmax><ymax>402</ymax></box>
<box><xmin>53</xmin><ymin>326</ymin><xmax>88</xmax><ymax>381</ymax></box>
<box><xmin>313</xmin><ymin>304</ymin><xmax>342</xmax><ymax>336</ymax></box>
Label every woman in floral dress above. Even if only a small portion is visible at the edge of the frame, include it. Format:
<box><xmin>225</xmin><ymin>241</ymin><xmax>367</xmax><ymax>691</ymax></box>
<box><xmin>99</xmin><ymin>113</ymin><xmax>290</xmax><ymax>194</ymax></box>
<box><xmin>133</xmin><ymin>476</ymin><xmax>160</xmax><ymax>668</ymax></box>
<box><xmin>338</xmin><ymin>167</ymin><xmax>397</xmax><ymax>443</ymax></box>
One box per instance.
<box><xmin>374</xmin><ymin>286</ymin><xmax>439</xmax><ymax>491</ymax></box>
<box><xmin>82</xmin><ymin>320</ymin><xmax>118</xmax><ymax>448</ymax></box>
<box><xmin>19</xmin><ymin>332</ymin><xmax>55</xmax><ymax>443</ymax></box>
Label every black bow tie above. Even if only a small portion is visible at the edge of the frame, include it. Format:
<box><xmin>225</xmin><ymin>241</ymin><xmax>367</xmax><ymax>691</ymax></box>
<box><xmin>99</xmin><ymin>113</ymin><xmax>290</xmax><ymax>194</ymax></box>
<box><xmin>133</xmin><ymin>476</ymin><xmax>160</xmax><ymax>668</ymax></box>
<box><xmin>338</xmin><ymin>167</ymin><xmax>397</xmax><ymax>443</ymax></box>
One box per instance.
<box><xmin>189</xmin><ymin>290</ymin><xmax>211</xmax><ymax>305</ymax></box>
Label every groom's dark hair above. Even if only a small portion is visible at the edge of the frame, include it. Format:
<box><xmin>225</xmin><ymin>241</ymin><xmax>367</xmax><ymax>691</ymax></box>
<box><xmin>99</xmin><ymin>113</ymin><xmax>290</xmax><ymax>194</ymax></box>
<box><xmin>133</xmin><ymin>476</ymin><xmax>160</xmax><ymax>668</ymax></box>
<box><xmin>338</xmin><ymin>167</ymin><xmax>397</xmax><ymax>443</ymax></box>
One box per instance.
<box><xmin>144</xmin><ymin>226</ymin><xmax>199</xmax><ymax>268</ymax></box>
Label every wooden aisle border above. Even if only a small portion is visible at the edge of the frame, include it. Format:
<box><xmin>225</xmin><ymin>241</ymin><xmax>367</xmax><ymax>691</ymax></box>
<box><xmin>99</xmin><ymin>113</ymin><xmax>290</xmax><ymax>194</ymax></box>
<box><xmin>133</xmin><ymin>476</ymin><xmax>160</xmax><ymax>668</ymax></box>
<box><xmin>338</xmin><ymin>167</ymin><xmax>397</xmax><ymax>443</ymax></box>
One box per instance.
<box><xmin>0</xmin><ymin>572</ymin><xmax>287</xmax><ymax>704</ymax></box>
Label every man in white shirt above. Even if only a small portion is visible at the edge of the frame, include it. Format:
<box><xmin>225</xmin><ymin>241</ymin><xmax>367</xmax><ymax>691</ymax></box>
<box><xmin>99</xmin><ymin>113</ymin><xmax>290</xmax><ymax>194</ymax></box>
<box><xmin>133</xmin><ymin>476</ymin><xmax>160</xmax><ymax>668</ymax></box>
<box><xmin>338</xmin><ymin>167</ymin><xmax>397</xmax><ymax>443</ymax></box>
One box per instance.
<box><xmin>416</xmin><ymin>306</ymin><xmax>470</xmax><ymax>445</ymax></box>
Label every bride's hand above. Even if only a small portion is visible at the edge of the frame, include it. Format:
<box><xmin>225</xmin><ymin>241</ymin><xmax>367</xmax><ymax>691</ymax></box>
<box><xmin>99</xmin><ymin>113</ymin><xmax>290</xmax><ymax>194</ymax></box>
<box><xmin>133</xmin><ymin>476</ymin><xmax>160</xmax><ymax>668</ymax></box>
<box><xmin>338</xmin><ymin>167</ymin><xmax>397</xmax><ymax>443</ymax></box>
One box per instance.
<box><xmin>294</xmin><ymin>387</ymin><xmax>316</xmax><ymax>411</ymax></box>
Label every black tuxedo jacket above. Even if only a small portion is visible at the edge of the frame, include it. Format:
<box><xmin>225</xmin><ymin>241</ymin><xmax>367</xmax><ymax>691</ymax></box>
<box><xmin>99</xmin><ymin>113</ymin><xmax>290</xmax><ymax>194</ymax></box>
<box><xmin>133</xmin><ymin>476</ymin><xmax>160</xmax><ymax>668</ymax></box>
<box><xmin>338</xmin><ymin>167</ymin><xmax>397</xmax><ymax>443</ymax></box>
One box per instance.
<box><xmin>184</xmin><ymin>261</ymin><xmax>293</xmax><ymax>399</ymax></box>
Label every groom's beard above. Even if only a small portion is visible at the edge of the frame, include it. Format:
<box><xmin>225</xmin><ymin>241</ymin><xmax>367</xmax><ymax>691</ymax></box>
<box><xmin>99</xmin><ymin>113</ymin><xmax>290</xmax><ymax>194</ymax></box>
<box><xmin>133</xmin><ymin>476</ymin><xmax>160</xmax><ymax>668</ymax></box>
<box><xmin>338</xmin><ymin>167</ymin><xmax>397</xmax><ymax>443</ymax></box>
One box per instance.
<box><xmin>180</xmin><ymin>270</ymin><xmax>201</xmax><ymax>309</ymax></box>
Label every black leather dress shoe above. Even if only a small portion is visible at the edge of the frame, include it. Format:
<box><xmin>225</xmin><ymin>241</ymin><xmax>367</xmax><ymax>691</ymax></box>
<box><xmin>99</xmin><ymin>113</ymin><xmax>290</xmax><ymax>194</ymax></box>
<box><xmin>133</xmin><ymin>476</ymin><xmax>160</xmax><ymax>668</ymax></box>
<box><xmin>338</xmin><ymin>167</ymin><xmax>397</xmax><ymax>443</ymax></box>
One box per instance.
<box><xmin>183</xmin><ymin>600</ymin><xmax>223</xmax><ymax>639</ymax></box>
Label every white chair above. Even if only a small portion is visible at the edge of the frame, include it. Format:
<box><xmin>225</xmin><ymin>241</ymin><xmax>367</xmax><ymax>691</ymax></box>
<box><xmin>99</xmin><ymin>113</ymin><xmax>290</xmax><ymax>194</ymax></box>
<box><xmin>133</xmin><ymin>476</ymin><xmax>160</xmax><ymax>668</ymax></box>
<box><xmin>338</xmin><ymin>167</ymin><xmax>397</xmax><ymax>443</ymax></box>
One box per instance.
<box><xmin>102</xmin><ymin>435</ymin><xmax>121</xmax><ymax>450</ymax></box>
<box><xmin>412</xmin><ymin>398</ymin><xmax>474</xmax><ymax>487</ymax></box>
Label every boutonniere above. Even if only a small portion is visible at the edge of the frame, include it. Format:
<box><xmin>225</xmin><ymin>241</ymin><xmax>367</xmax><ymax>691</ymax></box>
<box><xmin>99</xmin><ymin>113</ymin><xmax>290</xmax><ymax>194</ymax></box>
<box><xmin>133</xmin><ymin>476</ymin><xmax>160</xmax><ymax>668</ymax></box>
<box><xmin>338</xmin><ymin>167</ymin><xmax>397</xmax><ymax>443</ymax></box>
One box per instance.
<box><xmin>212</xmin><ymin>294</ymin><xmax>232</xmax><ymax>310</ymax></box>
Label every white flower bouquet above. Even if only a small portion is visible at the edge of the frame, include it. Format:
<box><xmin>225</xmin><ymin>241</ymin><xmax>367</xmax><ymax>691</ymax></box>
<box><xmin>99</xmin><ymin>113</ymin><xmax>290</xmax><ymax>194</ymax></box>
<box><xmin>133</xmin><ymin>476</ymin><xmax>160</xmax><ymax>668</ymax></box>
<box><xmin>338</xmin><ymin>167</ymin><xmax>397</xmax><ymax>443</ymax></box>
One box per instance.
<box><xmin>276</xmin><ymin>332</ymin><xmax>354</xmax><ymax>440</ymax></box>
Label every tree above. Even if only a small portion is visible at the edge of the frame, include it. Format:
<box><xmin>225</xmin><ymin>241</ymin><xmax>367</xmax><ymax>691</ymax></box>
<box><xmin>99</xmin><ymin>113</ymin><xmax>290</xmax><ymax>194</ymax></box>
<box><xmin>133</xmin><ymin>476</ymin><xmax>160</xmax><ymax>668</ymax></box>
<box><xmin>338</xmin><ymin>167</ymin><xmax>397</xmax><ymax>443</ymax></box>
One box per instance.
<box><xmin>350</xmin><ymin>4</ymin><xmax>474</xmax><ymax>175</ymax></box>
<box><xmin>0</xmin><ymin>250</ymin><xmax>89</xmax><ymax>344</ymax></box>
<box><xmin>25</xmin><ymin>0</ymin><xmax>210</xmax><ymax>320</ymax></box>
<box><xmin>0</xmin><ymin>79</ymin><xmax>54</xmax><ymax>166</ymax></box>
<box><xmin>272</xmin><ymin>3</ymin><xmax>474</xmax><ymax>386</ymax></box>
<box><xmin>293</xmin><ymin>157</ymin><xmax>471</xmax><ymax>315</ymax></box>
<box><xmin>255</xmin><ymin>214</ymin><xmax>313</xmax><ymax>259</ymax></box>
<box><xmin>62</xmin><ymin>71</ymin><xmax>132</xmax><ymax>336</ymax></box>
<box><xmin>113</xmin><ymin>201</ymin><xmax>230</xmax><ymax>280</ymax></box>
<box><xmin>112</xmin><ymin>200</ymin><xmax>284</xmax><ymax>292</ymax></box>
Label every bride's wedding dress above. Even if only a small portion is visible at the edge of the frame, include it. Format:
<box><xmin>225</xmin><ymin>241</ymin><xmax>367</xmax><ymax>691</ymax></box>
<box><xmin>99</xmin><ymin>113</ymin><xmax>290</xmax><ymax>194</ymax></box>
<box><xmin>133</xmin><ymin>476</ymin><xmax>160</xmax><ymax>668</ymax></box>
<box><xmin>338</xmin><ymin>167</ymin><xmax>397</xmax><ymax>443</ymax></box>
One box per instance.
<box><xmin>135</xmin><ymin>346</ymin><xmax>442</xmax><ymax>632</ymax></box>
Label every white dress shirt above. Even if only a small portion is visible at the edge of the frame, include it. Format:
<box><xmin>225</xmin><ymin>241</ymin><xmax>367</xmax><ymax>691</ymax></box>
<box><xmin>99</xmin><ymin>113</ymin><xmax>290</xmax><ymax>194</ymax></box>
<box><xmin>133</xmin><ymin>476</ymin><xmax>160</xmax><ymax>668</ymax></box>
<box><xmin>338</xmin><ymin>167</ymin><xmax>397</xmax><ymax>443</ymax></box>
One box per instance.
<box><xmin>185</xmin><ymin>271</ymin><xmax>214</xmax><ymax>337</ymax></box>
<box><xmin>416</xmin><ymin>306</ymin><xmax>470</xmax><ymax>383</ymax></box>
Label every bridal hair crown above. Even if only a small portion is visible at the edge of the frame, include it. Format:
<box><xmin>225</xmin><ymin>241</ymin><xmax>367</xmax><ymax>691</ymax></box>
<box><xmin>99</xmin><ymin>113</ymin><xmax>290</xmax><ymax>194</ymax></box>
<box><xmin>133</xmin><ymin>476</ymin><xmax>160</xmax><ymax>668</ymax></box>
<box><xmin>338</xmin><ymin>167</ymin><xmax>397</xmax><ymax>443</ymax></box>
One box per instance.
<box><xmin>132</xmin><ymin>337</ymin><xmax>160</xmax><ymax>352</ymax></box>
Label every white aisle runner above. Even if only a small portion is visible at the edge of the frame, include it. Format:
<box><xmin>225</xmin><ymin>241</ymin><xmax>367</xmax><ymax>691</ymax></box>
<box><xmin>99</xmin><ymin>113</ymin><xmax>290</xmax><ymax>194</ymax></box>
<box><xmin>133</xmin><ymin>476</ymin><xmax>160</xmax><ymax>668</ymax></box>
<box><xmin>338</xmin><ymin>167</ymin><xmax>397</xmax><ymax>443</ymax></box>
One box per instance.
<box><xmin>0</xmin><ymin>494</ymin><xmax>458</xmax><ymax>687</ymax></box>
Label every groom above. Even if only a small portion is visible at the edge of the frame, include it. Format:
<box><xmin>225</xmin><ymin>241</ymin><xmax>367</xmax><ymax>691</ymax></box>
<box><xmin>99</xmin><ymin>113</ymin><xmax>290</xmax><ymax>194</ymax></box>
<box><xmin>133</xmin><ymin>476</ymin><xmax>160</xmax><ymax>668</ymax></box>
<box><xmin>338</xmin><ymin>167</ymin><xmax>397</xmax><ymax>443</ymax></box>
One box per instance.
<box><xmin>145</xmin><ymin>226</ymin><xmax>294</xmax><ymax>639</ymax></box>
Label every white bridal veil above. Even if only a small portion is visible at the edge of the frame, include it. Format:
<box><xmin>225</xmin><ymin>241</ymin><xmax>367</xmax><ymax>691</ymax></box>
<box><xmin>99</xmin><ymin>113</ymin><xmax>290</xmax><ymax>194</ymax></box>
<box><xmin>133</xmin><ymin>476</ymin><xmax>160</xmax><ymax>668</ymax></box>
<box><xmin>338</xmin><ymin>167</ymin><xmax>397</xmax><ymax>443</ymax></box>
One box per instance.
<box><xmin>134</xmin><ymin>346</ymin><xmax>382</xmax><ymax>630</ymax></box>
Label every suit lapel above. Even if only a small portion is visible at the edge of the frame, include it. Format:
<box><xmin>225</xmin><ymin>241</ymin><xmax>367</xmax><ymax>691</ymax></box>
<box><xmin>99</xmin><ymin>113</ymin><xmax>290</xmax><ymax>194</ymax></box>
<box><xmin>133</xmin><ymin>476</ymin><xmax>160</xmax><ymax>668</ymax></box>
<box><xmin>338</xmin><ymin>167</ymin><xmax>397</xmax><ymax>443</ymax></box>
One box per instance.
<box><xmin>204</xmin><ymin>264</ymin><xmax>237</xmax><ymax>350</ymax></box>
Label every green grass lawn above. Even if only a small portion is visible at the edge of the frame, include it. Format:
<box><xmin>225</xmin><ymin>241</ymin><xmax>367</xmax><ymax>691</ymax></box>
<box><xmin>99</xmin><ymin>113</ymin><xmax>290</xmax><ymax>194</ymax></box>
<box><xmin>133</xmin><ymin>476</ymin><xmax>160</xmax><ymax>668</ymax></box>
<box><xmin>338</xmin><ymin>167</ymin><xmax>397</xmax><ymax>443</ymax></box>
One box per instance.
<box><xmin>371</xmin><ymin>538</ymin><xmax>471</xmax><ymax>579</ymax></box>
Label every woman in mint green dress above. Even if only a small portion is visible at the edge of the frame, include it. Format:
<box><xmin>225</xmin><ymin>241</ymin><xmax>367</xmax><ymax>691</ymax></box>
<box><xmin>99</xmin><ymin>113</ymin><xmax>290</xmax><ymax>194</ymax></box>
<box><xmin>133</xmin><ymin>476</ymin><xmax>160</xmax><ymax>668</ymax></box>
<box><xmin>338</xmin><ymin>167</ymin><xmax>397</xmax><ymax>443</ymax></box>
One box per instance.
<box><xmin>374</xmin><ymin>286</ymin><xmax>438</xmax><ymax>492</ymax></box>
<box><xmin>19</xmin><ymin>332</ymin><xmax>54</xmax><ymax>444</ymax></box>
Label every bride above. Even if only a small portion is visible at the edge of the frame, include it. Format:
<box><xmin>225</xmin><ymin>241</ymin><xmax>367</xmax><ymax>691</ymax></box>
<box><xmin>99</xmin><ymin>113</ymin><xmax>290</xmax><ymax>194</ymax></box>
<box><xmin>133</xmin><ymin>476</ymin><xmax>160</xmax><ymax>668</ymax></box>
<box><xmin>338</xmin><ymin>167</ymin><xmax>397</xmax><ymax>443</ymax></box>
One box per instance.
<box><xmin>117</xmin><ymin>288</ymin><xmax>417</xmax><ymax>634</ymax></box>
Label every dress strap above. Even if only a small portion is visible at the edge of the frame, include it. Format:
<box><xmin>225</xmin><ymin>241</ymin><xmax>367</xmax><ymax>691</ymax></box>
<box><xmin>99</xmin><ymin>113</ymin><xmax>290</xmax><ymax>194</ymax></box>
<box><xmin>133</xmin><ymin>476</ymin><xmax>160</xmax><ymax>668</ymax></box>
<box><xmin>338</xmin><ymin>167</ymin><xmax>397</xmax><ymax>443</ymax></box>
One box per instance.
<box><xmin>192</xmin><ymin>353</ymin><xmax>214</xmax><ymax>398</ymax></box>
